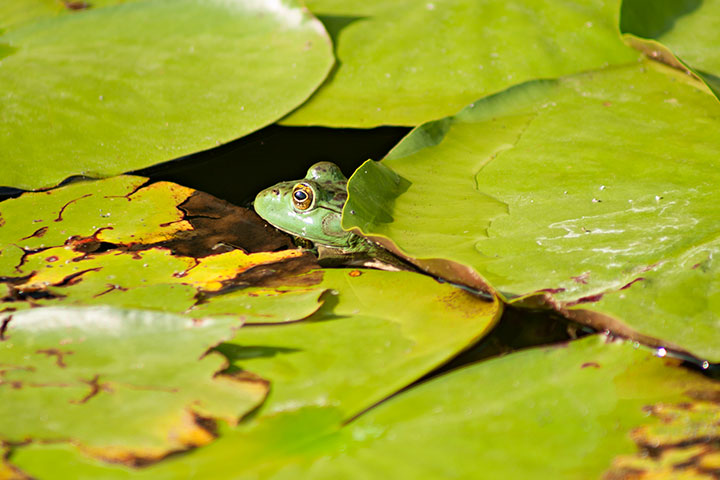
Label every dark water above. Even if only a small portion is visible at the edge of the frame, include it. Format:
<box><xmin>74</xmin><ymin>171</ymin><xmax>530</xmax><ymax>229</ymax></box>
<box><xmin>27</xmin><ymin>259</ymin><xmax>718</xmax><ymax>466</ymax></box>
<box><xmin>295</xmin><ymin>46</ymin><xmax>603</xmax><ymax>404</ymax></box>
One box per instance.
<box><xmin>133</xmin><ymin>125</ymin><xmax>412</xmax><ymax>206</ymax></box>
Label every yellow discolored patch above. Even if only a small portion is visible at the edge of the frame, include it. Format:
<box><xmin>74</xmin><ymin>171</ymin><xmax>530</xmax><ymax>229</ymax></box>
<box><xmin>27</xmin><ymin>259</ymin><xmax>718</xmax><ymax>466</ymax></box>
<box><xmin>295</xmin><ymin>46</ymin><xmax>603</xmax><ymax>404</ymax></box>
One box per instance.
<box><xmin>180</xmin><ymin>249</ymin><xmax>305</xmax><ymax>291</ymax></box>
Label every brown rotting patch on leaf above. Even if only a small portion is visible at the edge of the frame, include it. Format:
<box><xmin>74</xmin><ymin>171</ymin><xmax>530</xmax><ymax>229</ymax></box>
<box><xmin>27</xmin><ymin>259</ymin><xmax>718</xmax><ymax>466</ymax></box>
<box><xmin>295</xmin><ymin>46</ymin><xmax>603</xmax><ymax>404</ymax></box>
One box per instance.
<box><xmin>165</xmin><ymin>191</ymin><xmax>295</xmax><ymax>258</ymax></box>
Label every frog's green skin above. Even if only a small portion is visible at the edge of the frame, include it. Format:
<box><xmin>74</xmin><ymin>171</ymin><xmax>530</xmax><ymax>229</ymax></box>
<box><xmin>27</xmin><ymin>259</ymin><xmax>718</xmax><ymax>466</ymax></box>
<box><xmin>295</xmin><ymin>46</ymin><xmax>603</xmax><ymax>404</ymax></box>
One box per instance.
<box><xmin>254</xmin><ymin>162</ymin><xmax>408</xmax><ymax>270</ymax></box>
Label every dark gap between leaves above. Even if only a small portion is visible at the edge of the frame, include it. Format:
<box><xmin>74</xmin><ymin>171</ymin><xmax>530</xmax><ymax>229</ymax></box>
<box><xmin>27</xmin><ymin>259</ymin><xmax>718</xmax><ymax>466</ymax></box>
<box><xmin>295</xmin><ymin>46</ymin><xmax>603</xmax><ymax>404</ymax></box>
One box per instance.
<box><xmin>132</xmin><ymin>125</ymin><xmax>411</xmax><ymax>206</ymax></box>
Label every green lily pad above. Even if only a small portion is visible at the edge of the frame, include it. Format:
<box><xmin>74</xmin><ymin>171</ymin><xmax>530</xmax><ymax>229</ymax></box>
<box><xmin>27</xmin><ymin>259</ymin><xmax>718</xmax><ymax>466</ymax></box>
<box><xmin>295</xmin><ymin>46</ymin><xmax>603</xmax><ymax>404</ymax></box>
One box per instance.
<box><xmin>219</xmin><ymin>268</ymin><xmax>501</xmax><ymax>419</ymax></box>
<box><xmin>12</xmin><ymin>336</ymin><xmax>720</xmax><ymax>478</ymax></box>
<box><xmin>343</xmin><ymin>60</ymin><xmax>720</xmax><ymax>361</ymax></box>
<box><xmin>0</xmin><ymin>306</ymin><xmax>267</xmax><ymax>465</ymax></box>
<box><xmin>620</xmin><ymin>0</ymin><xmax>720</xmax><ymax>97</ymax></box>
<box><xmin>283</xmin><ymin>0</ymin><xmax>638</xmax><ymax>127</ymax></box>
<box><xmin>0</xmin><ymin>0</ymin><xmax>333</xmax><ymax>190</ymax></box>
<box><xmin>190</xmin><ymin>286</ymin><xmax>327</xmax><ymax>324</ymax></box>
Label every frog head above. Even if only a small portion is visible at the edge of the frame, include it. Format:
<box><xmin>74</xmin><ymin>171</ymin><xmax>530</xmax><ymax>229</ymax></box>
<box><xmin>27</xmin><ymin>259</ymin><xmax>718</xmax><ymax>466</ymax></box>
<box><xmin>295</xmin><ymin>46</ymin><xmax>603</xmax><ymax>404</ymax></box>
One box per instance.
<box><xmin>254</xmin><ymin>162</ymin><xmax>354</xmax><ymax>248</ymax></box>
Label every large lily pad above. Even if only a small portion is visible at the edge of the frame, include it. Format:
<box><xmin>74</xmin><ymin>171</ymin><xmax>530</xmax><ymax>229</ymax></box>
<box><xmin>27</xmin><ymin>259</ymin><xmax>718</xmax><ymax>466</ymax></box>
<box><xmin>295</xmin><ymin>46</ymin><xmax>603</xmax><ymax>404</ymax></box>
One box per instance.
<box><xmin>0</xmin><ymin>175</ymin><xmax>322</xmax><ymax>323</ymax></box>
<box><xmin>0</xmin><ymin>0</ymin><xmax>333</xmax><ymax>190</ymax></box>
<box><xmin>282</xmin><ymin>0</ymin><xmax>638</xmax><ymax>127</ymax></box>
<box><xmin>343</xmin><ymin>60</ymin><xmax>720</xmax><ymax>361</ymax></box>
<box><xmin>220</xmin><ymin>268</ymin><xmax>501</xmax><ymax>419</ymax></box>
<box><xmin>0</xmin><ymin>306</ymin><xmax>267</xmax><ymax>464</ymax></box>
<box><xmin>620</xmin><ymin>0</ymin><xmax>720</xmax><ymax>97</ymax></box>
<box><xmin>12</xmin><ymin>336</ymin><xmax>720</xmax><ymax>478</ymax></box>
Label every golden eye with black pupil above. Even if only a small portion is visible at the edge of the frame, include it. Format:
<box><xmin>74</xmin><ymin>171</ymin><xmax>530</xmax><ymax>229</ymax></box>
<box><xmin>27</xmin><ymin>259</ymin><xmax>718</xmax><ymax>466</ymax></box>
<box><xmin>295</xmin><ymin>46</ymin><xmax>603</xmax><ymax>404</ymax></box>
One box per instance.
<box><xmin>292</xmin><ymin>183</ymin><xmax>314</xmax><ymax>211</ymax></box>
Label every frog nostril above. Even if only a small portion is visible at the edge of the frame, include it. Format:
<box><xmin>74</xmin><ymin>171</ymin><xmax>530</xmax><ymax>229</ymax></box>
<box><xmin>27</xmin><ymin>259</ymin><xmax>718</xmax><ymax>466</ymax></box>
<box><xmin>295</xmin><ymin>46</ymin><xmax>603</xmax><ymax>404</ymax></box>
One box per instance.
<box><xmin>272</xmin><ymin>189</ymin><xmax>279</xmax><ymax>195</ymax></box>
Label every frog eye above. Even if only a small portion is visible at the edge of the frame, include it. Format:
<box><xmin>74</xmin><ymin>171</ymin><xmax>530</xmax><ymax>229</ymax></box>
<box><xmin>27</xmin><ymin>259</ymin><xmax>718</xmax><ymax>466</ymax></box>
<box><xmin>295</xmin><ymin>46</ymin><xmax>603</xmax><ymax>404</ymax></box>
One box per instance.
<box><xmin>291</xmin><ymin>183</ymin><xmax>314</xmax><ymax>211</ymax></box>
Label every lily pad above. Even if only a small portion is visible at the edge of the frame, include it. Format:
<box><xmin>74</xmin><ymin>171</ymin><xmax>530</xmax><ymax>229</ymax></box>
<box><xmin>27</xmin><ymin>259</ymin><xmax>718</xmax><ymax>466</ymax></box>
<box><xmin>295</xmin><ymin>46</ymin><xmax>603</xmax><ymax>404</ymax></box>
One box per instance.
<box><xmin>0</xmin><ymin>176</ymin><xmax>321</xmax><ymax>323</ymax></box>
<box><xmin>219</xmin><ymin>268</ymin><xmax>501</xmax><ymax>419</ymax></box>
<box><xmin>12</xmin><ymin>336</ymin><xmax>720</xmax><ymax>478</ymax></box>
<box><xmin>0</xmin><ymin>0</ymin><xmax>333</xmax><ymax>190</ymax></box>
<box><xmin>343</xmin><ymin>60</ymin><xmax>720</xmax><ymax>361</ymax></box>
<box><xmin>0</xmin><ymin>306</ymin><xmax>267</xmax><ymax>464</ymax></box>
<box><xmin>283</xmin><ymin>0</ymin><xmax>638</xmax><ymax>127</ymax></box>
<box><xmin>189</xmin><ymin>286</ymin><xmax>327</xmax><ymax>325</ymax></box>
<box><xmin>621</xmin><ymin>0</ymin><xmax>720</xmax><ymax>97</ymax></box>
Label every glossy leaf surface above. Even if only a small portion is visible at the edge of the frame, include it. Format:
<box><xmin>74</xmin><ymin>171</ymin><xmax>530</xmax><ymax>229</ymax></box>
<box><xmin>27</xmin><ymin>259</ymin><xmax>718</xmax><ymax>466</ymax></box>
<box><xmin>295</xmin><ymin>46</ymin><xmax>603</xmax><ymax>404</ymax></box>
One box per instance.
<box><xmin>0</xmin><ymin>0</ymin><xmax>333</xmax><ymax>190</ymax></box>
<box><xmin>221</xmin><ymin>268</ymin><xmax>501</xmax><ymax>419</ymax></box>
<box><xmin>284</xmin><ymin>0</ymin><xmax>638</xmax><ymax>127</ymax></box>
<box><xmin>343</xmin><ymin>61</ymin><xmax>720</xmax><ymax>360</ymax></box>
<box><xmin>0</xmin><ymin>306</ymin><xmax>267</xmax><ymax>463</ymax></box>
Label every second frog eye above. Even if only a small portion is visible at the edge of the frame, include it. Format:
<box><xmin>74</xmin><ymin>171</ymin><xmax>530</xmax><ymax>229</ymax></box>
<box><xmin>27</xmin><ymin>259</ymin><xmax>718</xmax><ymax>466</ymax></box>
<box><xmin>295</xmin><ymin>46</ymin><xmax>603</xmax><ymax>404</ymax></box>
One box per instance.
<box><xmin>292</xmin><ymin>183</ymin><xmax>314</xmax><ymax>211</ymax></box>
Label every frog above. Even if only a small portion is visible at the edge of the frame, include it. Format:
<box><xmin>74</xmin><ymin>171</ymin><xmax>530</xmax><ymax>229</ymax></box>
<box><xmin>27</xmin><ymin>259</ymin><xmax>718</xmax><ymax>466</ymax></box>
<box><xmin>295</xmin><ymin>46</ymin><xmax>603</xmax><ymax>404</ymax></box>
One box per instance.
<box><xmin>254</xmin><ymin>162</ymin><xmax>410</xmax><ymax>271</ymax></box>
